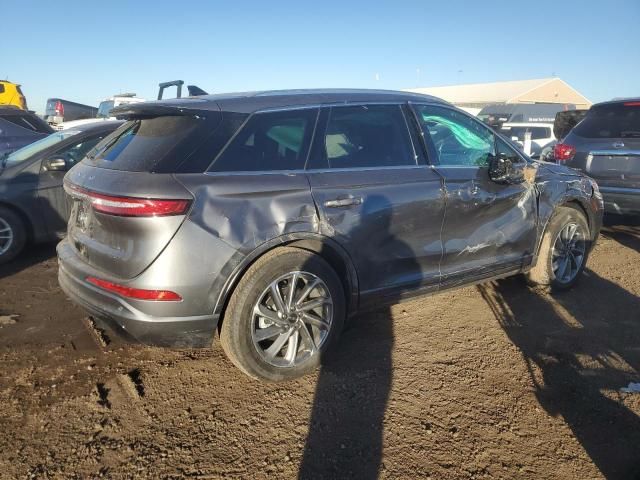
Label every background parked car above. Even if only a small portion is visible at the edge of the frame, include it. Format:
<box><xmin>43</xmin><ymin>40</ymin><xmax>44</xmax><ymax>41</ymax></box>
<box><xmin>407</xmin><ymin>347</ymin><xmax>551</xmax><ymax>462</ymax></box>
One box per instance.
<box><xmin>539</xmin><ymin>109</ymin><xmax>589</xmax><ymax>162</ymax></box>
<box><xmin>0</xmin><ymin>81</ymin><xmax>28</xmax><ymax>110</ymax></box>
<box><xmin>478</xmin><ymin>103</ymin><xmax>576</xmax><ymax>130</ymax></box>
<box><xmin>554</xmin><ymin>99</ymin><xmax>640</xmax><ymax>215</ymax></box>
<box><xmin>499</xmin><ymin>122</ymin><xmax>555</xmax><ymax>158</ymax></box>
<box><xmin>0</xmin><ymin>121</ymin><xmax>122</xmax><ymax>263</ymax></box>
<box><xmin>57</xmin><ymin>89</ymin><xmax>602</xmax><ymax>382</ymax></box>
<box><xmin>44</xmin><ymin>98</ymin><xmax>98</xmax><ymax>128</ymax></box>
<box><xmin>0</xmin><ymin>106</ymin><xmax>53</xmax><ymax>159</ymax></box>
<box><xmin>54</xmin><ymin>93</ymin><xmax>146</xmax><ymax>130</ymax></box>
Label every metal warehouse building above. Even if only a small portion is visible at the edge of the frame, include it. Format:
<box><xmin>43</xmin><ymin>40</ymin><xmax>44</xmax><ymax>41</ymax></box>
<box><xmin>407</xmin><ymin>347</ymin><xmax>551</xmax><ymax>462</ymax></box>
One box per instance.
<box><xmin>405</xmin><ymin>78</ymin><xmax>592</xmax><ymax>111</ymax></box>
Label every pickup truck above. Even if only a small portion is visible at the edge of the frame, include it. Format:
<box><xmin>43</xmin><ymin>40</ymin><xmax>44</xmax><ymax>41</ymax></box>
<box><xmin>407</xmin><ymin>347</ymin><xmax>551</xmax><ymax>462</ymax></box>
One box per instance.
<box><xmin>44</xmin><ymin>98</ymin><xmax>98</xmax><ymax>126</ymax></box>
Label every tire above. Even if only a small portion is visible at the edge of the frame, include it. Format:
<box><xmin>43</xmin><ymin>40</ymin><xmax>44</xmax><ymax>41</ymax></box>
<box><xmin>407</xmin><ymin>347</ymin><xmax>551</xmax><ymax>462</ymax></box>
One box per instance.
<box><xmin>0</xmin><ymin>206</ymin><xmax>26</xmax><ymax>265</ymax></box>
<box><xmin>526</xmin><ymin>205</ymin><xmax>591</xmax><ymax>291</ymax></box>
<box><xmin>220</xmin><ymin>247</ymin><xmax>345</xmax><ymax>382</ymax></box>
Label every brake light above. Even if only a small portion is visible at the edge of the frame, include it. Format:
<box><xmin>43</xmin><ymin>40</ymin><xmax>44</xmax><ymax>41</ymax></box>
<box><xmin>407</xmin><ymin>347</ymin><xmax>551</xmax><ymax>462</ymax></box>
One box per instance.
<box><xmin>623</xmin><ymin>101</ymin><xmax>640</xmax><ymax>107</ymax></box>
<box><xmin>55</xmin><ymin>100</ymin><xmax>64</xmax><ymax>116</ymax></box>
<box><xmin>87</xmin><ymin>277</ymin><xmax>182</xmax><ymax>301</ymax></box>
<box><xmin>67</xmin><ymin>185</ymin><xmax>191</xmax><ymax>217</ymax></box>
<box><xmin>553</xmin><ymin>143</ymin><xmax>576</xmax><ymax>163</ymax></box>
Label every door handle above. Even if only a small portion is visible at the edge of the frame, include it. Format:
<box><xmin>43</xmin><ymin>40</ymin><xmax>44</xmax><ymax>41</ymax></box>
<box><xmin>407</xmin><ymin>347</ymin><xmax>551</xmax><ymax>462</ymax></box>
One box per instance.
<box><xmin>324</xmin><ymin>196</ymin><xmax>363</xmax><ymax>208</ymax></box>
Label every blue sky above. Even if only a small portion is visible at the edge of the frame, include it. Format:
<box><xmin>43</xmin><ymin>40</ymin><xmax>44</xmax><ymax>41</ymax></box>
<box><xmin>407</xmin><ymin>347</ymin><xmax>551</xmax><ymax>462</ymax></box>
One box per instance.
<box><xmin>5</xmin><ymin>0</ymin><xmax>639</xmax><ymax>113</ymax></box>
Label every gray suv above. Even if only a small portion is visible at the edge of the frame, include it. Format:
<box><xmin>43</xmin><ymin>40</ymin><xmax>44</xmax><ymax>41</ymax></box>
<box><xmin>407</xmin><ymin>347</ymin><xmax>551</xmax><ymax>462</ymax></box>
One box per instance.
<box><xmin>57</xmin><ymin>90</ymin><xmax>603</xmax><ymax>381</ymax></box>
<box><xmin>554</xmin><ymin>99</ymin><xmax>640</xmax><ymax>215</ymax></box>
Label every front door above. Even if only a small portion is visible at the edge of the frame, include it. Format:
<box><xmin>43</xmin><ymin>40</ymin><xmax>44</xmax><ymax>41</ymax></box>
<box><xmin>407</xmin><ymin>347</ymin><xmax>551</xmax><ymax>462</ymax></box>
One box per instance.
<box><xmin>307</xmin><ymin>104</ymin><xmax>445</xmax><ymax>303</ymax></box>
<box><xmin>411</xmin><ymin>104</ymin><xmax>538</xmax><ymax>285</ymax></box>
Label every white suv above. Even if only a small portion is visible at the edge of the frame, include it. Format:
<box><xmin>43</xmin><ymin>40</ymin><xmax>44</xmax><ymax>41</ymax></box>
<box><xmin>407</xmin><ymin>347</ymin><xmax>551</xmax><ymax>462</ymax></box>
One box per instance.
<box><xmin>499</xmin><ymin>122</ymin><xmax>555</xmax><ymax>158</ymax></box>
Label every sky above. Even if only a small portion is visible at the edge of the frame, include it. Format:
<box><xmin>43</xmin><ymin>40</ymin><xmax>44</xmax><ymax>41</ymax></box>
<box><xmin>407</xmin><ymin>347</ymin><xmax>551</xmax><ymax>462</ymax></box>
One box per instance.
<box><xmin>4</xmin><ymin>0</ymin><xmax>639</xmax><ymax>114</ymax></box>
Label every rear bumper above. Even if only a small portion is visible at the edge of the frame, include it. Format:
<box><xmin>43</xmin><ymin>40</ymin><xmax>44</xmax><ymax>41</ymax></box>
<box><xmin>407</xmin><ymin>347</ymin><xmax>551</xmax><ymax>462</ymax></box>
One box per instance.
<box><xmin>57</xmin><ymin>241</ymin><xmax>218</xmax><ymax>348</ymax></box>
<box><xmin>600</xmin><ymin>187</ymin><xmax>640</xmax><ymax>215</ymax></box>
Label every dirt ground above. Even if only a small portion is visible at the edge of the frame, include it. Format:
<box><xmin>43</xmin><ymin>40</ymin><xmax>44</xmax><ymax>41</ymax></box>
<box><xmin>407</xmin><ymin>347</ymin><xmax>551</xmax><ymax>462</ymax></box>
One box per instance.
<box><xmin>1</xmin><ymin>219</ymin><xmax>640</xmax><ymax>480</ymax></box>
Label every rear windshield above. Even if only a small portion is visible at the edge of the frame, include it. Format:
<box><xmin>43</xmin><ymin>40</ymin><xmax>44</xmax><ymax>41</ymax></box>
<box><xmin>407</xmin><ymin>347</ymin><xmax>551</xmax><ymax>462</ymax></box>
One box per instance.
<box><xmin>82</xmin><ymin>113</ymin><xmax>223</xmax><ymax>172</ymax></box>
<box><xmin>573</xmin><ymin>103</ymin><xmax>640</xmax><ymax>139</ymax></box>
<box><xmin>1</xmin><ymin>113</ymin><xmax>51</xmax><ymax>134</ymax></box>
<box><xmin>500</xmin><ymin>126</ymin><xmax>551</xmax><ymax>140</ymax></box>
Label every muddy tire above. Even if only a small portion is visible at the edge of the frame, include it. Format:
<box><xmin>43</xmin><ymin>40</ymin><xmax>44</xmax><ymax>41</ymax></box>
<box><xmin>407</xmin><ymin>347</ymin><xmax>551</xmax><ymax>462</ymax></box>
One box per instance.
<box><xmin>0</xmin><ymin>206</ymin><xmax>26</xmax><ymax>265</ymax></box>
<box><xmin>526</xmin><ymin>205</ymin><xmax>590</xmax><ymax>291</ymax></box>
<box><xmin>220</xmin><ymin>247</ymin><xmax>345</xmax><ymax>382</ymax></box>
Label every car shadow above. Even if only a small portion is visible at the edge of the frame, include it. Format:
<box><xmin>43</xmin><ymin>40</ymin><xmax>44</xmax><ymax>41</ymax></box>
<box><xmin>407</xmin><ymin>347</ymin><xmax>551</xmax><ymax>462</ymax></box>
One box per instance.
<box><xmin>478</xmin><ymin>272</ymin><xmax>640</xmax><ymax>480</ymax></box>
<box><xmin>298</xmin><ymin>195</ymin><xmax>420</xmax><ymax>480</ymax></box>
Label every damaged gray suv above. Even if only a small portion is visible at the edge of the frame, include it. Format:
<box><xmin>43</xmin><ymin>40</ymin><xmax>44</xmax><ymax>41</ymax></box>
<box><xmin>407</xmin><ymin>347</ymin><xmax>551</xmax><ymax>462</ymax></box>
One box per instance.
<box><xmin>57</xmin><ymin>89</ymin><xmax>603</xmax><ymax>381</ymax></box>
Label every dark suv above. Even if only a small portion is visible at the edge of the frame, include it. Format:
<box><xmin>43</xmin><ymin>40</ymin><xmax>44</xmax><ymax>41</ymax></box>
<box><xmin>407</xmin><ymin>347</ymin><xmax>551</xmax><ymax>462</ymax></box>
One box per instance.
<box><xmin>57</xmin><ymin>90</ymin><xmax>603</xmax><ymax>381</ymax></box>
<box><xmin>554</xmin><ymin>99</ymin><xmax>640</xmax><ymax>215</ymax></box>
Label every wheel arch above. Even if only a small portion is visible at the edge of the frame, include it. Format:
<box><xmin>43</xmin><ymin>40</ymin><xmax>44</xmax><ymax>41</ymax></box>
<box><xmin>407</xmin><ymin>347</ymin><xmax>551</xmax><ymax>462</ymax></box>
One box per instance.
<box><xmin>533</xmin><ymin>195</ymin><xmax>595</xmax><ymax>260</ymax></box>
<box><xmin>214</xmin><ymin>233</ymin><xmax>359</xmax><ymax>327</ymax></box>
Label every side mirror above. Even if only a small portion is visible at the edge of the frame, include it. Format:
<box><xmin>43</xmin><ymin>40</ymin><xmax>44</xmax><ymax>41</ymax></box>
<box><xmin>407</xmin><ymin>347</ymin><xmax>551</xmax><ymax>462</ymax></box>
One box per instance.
<box><xmin>43</xmin><ymin>157</ymin><xmax>68</xmax><ymax>172</ymax></box>
<box><xmin>488</xmin><ymin>153</ymin><xmax>525</xmax><ymax>184</ymax></box>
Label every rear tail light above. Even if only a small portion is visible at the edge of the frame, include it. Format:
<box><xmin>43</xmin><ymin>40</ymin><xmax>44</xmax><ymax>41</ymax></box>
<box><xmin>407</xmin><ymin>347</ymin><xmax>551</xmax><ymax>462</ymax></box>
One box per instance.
<box><xmin>67</xmin><ymin>185</ymin><xmax>191</xmax><ymax>217</ymax></box>
<box><xmin>553</xmin><ymin>143</ymin><xmax>576</xmax><ymax>163</ymax></box>
<box><xmin>55</xmin><ymin>100</ymin><xmax>64</xmax><ymax>116</ymax></box>
<box><xmin>87</xmin><ymin>277</ymin><xmax>182</xmax><ymax>301</ymax></box>
<box><xmin>623</xmin><ymin>101</ymin><xmax>640</xmax><ymax>107</ymax></box>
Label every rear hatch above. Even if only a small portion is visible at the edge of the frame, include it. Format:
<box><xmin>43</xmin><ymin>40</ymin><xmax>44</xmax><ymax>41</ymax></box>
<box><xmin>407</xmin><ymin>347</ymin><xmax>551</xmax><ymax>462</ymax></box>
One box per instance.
<box><xmin>565</xmin><ymin>101</ymin><xmax>640</xmax><ymax>189</ymax></box>
<box><xmin>64</xmin><ymin>103</ymin><xmax>223</xmax><ymax>278</ymax></box>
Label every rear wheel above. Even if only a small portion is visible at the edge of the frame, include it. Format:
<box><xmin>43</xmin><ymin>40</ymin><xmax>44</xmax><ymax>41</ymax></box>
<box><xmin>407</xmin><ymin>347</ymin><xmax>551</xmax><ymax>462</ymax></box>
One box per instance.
<box><xmin>0</xmin><ymin>206</ymin><xmax>26</xmax><ymax>265</ymax></box>
<box><xmin>220</xmin><ymin>247</ymin><xmax>345</xmax><ymax>381</ymax></box>
<box><xmin>527</xmin><ymin>205</ymin><xmax>590</xmax><ymax>290</ymax></box>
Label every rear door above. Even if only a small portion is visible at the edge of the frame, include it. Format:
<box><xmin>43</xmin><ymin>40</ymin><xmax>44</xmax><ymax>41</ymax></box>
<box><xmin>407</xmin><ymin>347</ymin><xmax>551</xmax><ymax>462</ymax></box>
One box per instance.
<box><xmin>411</xmin><ymin>103</ymin><xmax>538</xmax><ymax>285</ymax></box>
<box><xmin>306</xmin><ymin>104</ymin><xmax>445</xmax><ymax>303</ymax></box>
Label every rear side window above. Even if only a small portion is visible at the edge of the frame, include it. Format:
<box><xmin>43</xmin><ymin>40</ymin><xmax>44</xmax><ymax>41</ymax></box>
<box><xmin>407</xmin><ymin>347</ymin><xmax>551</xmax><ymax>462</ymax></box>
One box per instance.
<box><xmin>320</xmin><ymin>104</ymin><xmax>415</xmax><ymax>169</ymax></box>
<box><xmin>573</xmin><ymin>103</ymin><xmax>640</xmax><ymax>138</ymax></box>
<box><xmin>210</xmin><ymin>109</ymin><xmax>317</xmax><ymax>172</ymax></box>
<box><xmin>83</xmin><ymin>114</ymin><xmax>220</xmax><ymax>172</ymax></box>
<box><xmin>0</xmin><ymin>84</ymin><xmax>5</xmax><ymax>94</ymax></box>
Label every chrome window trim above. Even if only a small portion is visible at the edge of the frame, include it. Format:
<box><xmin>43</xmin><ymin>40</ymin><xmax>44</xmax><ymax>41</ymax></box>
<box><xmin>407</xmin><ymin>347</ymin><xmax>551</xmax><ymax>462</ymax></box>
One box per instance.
<box><xmin>203</xmin><ymin>164</ymin><xmax>432</xmax><ymax>177</ymax></box>
<box><xmin>589</xmin><ymin>150</ymin><xmax>640</xmax><ymax>157</ymax></box>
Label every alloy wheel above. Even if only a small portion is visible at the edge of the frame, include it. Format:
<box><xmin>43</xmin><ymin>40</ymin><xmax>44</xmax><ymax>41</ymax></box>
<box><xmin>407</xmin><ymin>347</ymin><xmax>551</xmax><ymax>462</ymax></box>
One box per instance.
<box><xmin>552</xmin><ymin>222</ymin><xmax>586</xmax><ymax>284</ymax></box>
<box><xmin>251</xmin><ymin>271</ymin><xmax>333</xmax><ymax>368</ymax></box>
<box><xmin>0</xmin><ymin>217</ymin><xmax>13</xmax><ymax>256</ymax></box>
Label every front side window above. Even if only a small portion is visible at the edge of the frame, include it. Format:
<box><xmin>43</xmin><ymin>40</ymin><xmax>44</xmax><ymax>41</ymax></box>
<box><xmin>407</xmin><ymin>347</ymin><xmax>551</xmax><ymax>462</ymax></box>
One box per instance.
<box><xmin>321</xmin><ymin>105</ymin><xmax>415</xmax><ymax>169</ymax></box>
<box><xmin>416</xmin><ymin>105</ymin><xmax>495</xmax><ymax>166</ymax></box>
<box><xmin>210</xmin><ymin>109</ymin><xmax>317</xmax><ymax>172</ymax></box>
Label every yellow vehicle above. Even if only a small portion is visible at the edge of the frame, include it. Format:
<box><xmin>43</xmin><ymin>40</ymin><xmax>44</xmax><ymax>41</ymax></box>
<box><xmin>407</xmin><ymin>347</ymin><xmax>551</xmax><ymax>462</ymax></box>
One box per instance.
<box><xmin>0</xmin><ymin>81</ymin><xmax>28</xmax><ymax>110</ymax></box>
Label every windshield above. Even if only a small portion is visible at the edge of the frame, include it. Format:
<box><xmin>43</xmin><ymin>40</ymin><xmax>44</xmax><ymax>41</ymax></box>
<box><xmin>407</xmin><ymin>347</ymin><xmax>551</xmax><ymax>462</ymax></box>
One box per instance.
<box><xmin>2</xmin><ymin>130</ymin><xmax>78</xmax><ymax>168</ymax></box>
<box><xmin>97</xmin><ymin>100</ymin><xmax>115</xmax><ymax>118</ymax></box>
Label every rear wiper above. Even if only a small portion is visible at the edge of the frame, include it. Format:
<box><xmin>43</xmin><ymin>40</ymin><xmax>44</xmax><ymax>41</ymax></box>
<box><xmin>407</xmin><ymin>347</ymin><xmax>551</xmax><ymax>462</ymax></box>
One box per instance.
<box><xmin>620</xmin><ymin>130</ymin><xmax>640</xmax><ymax>138</ymax></box>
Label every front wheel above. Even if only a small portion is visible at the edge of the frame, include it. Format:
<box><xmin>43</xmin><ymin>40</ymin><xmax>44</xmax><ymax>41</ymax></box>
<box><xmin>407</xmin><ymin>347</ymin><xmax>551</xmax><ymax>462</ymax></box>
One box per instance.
<box><xmin>220</xmin><ymin>247</ymin><xmax>345</xmax><ymax>382</ymax></box>
<box><xmin>527</xmin><ymin>205</ymin><xmax>591</xmax><ymax>290</ymax></box>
